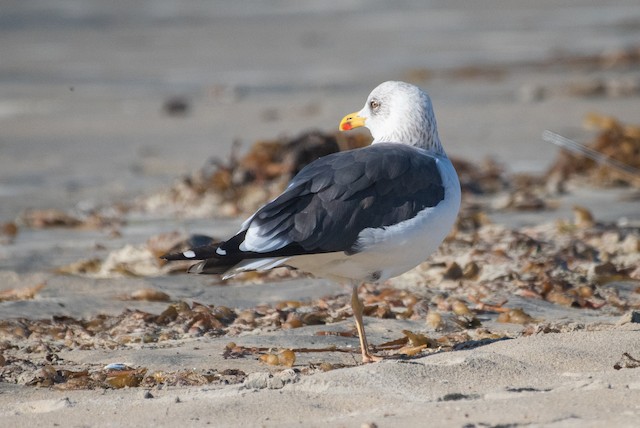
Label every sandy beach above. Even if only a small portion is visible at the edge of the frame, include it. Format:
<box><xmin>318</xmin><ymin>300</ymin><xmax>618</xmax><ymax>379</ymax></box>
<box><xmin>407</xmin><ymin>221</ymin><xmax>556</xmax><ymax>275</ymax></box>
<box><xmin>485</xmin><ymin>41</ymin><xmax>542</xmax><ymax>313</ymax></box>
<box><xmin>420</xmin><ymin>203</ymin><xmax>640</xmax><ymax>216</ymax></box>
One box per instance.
<box><xmin>2</xmin><ymin>1</ymin><xmax>640</xmax><ymax>427</ymax></box>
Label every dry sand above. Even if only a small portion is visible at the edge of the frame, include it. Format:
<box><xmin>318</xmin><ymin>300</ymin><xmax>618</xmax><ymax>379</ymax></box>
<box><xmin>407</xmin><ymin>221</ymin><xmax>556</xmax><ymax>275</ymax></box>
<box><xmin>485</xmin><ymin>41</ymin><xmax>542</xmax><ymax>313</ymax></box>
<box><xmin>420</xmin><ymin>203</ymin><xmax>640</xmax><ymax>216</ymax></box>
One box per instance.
<box><xmin>1</xmin><ymin>321</ymin><xmax>639</xmax><ymax>427</ymax></box>
<box><xmin>2</xmin><ymin>1</ymin><xmax>640</xmax><ymax>427</ymax></box>
<box><xmin>1</xmin><ymin>324</ymin><xmax>639</xmax><ymax>427</ymax></box>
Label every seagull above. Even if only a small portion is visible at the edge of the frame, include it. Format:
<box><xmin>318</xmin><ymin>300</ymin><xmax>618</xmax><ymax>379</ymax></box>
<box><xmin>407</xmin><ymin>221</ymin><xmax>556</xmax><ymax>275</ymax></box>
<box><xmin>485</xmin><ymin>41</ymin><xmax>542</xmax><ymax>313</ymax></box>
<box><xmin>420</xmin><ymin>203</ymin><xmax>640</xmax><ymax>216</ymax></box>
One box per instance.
<box><xmin>163</xmin><ymin>81</ymin><xmax>461</xmax><ymax>363</ymax></box>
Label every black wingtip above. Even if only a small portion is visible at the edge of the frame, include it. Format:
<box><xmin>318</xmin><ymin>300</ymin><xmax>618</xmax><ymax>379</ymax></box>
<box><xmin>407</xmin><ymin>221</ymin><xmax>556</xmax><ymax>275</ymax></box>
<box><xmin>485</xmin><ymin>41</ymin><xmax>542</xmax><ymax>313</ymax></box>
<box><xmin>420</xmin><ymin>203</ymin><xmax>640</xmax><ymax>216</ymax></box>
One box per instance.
<box><xmin>160</xmin><ymin>234</ymin><xmax>221</xmax><ymax>261</ymax></box>
<box><xmin>159</xmin><ymin>251</ymin><xmax>186</xmax><ymax>261</ymax></box>
<box><xmin>160</xmin><ymin>244</ymin><xmax>221</xmax><ymax>261</ymax></box>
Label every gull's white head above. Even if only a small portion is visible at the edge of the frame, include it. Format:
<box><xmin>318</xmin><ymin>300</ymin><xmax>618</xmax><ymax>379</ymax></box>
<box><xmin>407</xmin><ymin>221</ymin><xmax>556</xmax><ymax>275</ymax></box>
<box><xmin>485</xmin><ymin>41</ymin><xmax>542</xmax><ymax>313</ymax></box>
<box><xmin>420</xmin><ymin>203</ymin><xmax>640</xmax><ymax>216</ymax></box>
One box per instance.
<box><xmin>339</xmin><ymin>81</ymin><xmax>443</xmax><ymax>154</ymax></box>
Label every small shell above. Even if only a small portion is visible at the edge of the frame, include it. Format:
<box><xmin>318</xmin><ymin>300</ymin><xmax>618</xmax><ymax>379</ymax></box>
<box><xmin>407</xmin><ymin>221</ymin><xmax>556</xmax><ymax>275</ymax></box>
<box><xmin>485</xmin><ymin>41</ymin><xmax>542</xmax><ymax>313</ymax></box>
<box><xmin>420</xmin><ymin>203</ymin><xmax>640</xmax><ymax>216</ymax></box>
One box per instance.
<box><xmin>259</xmin><ymin>354</ymin><xmax>280</xmax><ymax>366</ymax></box>
<box><xmin>573</xmin><ymin>205</ymin><xmax>594</xmax><ymax>227</ymax></box>
<box><xmin>451</xmin><ymin>300</ymin><xmax>472</xmax><ymax>316</ymax></box>
<box><xmin>318</xmin><ymin>362</ymin><xmax>336</xmax><ymax>372</ymax></box>
<box><xmin>278</xmin><ymin>349</ymin><xmax>296</xmax><ymax>367</ymax></box>
<box><xmin>442</xmin><ymin>262</ymin><xmax>463</xmax><ymax>280</ymax></box>
<box><xmin>497</xmin><ymin>308</ymin><xmax>535</xmax><ymax>324</ymax></box>
<box><xmin>462</xmin><ymin>262</ymin><xmax>481</xmax><ymax>279</ymax></box>
<box><xmin>282</xmin><ymin>318</ymin><xmax>303</xmax><ymax>329</ymax></box>
<box><xmin>103</xmin><ymin>363</ymin><xmax>131</xmax><ymax>371</ymax></box>
<box><xmin>275</xmin><ymin>300</ymin><xmax>302</xmax><ymax>310</ymax></box>
<box><xmin>402</xmin><ymin>330</ymin><xmax>429</xmax><ymax>347</ymax></box>
<box><xmin>546</xmin><ymin>291</ymin><xmax>575</xmax><ymax>307</ymax></box>
<box><xmin>426</xmin><ymin>311</ymin><xmax>443</xmax><ymax>329</ymax></box>
<box><xmin>398</xmin><ymin>344</ymin><xmax>427</xmax><ymax>356</ymax></box>
<box><xmin>212</xmin><ymin>306</ymin><xmax>236</xmax><ymax>323</ymax></box>
<box><xmin>576</xmin><ymin>285</ymin><xmax>594</xmax><ymax>298</ymax></box>
<box><xmin>302</xmin><ymin>312</ymin><xmax>326</xmax><ymax>325</ymax></box>
<box><xmin>129</xmin><ymin>288</ymin><xmax>171</xmax><ymax>302</ymax></box>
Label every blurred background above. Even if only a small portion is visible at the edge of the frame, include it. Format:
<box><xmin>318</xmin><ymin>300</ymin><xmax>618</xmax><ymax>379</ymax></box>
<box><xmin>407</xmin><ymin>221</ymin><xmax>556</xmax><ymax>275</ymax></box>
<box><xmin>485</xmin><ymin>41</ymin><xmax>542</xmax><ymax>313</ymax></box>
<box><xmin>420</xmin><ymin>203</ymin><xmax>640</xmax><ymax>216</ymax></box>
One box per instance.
<box><xmin>2</xmin><ymin>0</ymin><xmax>640</xmax><ymax>219</ymax></box>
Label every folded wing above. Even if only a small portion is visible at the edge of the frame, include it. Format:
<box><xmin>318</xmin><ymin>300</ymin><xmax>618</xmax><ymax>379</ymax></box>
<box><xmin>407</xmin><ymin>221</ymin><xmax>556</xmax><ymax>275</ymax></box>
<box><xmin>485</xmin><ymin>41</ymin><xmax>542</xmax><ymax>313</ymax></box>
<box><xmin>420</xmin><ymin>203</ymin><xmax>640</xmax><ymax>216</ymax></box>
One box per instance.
<box><xmin>162</xmin><ymin>143</ymin><xmax>445</xmax><ymax>274</ymax></box>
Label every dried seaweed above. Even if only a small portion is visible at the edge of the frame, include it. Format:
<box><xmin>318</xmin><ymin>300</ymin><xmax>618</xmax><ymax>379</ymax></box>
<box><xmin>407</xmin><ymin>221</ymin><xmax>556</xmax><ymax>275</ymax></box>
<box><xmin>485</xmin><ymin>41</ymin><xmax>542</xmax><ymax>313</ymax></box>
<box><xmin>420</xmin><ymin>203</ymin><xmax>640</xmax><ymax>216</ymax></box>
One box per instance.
<box><xmin>19</xmin><ymin>361</ymin><xmax>246</xmax><ymax>389</ymax></box>
<box><xmin>613</xmin><ymin>352</ymin><xmax>640</xmax><ymax>370</ymax></box>
<box><xmin>137</xmin><ymin>131</ymin><xmax>371</xmax><ymax>217</ymax></box>
<box><xmin>0</xmin><ymin>283</ymin><xmax>46</xmax><ymax>302</ymax></box>
<box><xmin>0</xmin><ymin>222</ymin><xmax>18</xmax><ymax>244</ymax></box>
<box><xmin>392</xmin><ymin>210</ymin><xmax>640</xmax><ymax>314</ymax></box>
<box><xmin>547</xmin><ymin>114</ymin><xmax>640</xmax><ymax>188</ymax></box>
<box><xmin>56</xmin><ymin>232</ymin><xmax>197</xmax><ymax>278</ymax></box>
<box><xmin>20</xmin><ymin>208</ymin><xmax>125</xmax><ymax>230</ymax></box>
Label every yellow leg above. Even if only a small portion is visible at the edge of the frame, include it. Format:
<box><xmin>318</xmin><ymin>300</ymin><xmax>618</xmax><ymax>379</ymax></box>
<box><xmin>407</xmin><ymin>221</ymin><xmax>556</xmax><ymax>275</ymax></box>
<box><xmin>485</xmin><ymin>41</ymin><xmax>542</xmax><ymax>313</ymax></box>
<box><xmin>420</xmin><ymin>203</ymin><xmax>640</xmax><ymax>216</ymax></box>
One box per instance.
<box><xmin>351</xmin><ymin>283</ymin><xmax>382</xmax><ymax>363</ymax></box>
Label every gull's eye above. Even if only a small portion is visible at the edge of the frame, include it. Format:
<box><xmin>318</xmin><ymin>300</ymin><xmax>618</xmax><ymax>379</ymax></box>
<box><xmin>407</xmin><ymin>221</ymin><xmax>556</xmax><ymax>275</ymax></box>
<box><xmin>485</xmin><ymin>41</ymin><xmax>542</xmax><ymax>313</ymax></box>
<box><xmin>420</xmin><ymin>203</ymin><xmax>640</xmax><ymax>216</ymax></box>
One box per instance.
<box><xmin>369</xmin><ymin>99</ymin><xmax>380</xmax><ymax>110</ymax></box>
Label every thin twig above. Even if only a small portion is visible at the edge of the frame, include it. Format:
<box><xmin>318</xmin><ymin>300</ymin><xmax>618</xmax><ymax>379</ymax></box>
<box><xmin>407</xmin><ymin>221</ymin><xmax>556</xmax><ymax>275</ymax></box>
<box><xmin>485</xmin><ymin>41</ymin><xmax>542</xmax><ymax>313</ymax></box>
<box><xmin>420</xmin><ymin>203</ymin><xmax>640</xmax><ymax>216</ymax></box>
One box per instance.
<box><xmin>542</xmin><ymin>130</ymin><xmax>640</xmax><ymax>179</ymax></box>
